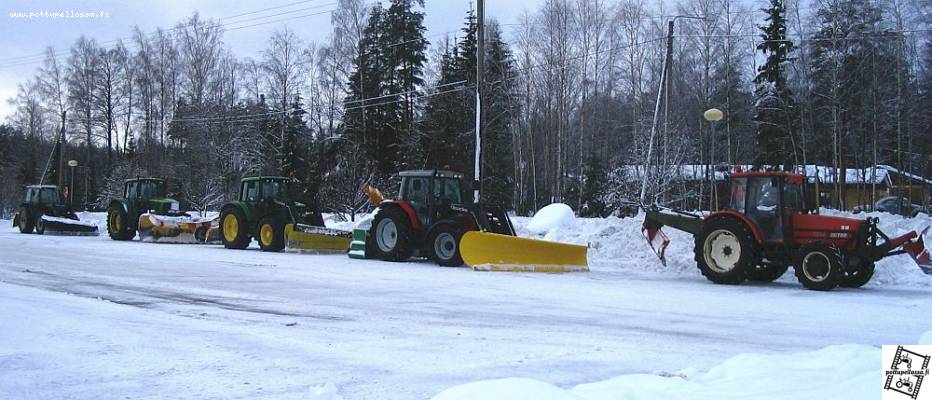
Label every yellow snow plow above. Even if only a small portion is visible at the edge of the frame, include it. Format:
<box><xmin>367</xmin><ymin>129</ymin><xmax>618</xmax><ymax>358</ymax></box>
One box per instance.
<box><xmin>460</xmin><ymin>231</ymin><xmax>589</xmax><ymax>272</ymax></box>
<box><xmin>284</xmin><ymin>223</ymin><xmax>352</xmax><ymax>253</ymax></box>
<box><xmin>359</xmin><ymin>170</ymin><xmax>589</xmax><ymax>272</ymax></box>
<box><xmin>137</xmin><ymin>213</ymin><xmax>219</xmax><ymax>243</ymax></box>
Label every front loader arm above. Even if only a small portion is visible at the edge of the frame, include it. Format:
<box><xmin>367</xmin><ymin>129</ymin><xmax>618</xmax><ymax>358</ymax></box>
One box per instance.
<box><xmin>642</xmin><ymin>206</ymin><xmax>704</xmax><ymax>266</ymax></box>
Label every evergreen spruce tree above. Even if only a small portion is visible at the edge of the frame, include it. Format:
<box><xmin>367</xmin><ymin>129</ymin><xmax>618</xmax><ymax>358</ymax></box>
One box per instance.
<box><xmin>753</xmin><ymin>0</ymin><xmax>796</xmax><ymax>170</ymax></box>
<box><xmin>480</xmin><ymin>24</ymin><xmax>517</xmax><ymax>208</ymax></box>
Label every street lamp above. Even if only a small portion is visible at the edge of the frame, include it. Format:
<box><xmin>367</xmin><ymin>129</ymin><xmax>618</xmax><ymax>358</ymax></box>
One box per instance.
<box><xmin>67</xmin><ymin>160</ymin><xmax>78</xmax><ymax>209</ymax></box>
<box><xmin>703</xmin><ymin>108</ymin><xmax>723</xmax><ymax>211</ymax></box>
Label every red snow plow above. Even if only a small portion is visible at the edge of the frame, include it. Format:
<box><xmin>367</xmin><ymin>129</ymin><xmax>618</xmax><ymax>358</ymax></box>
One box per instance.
<box><xmin>642</xmin><ymin>170</ymin><xmax>931</xmax><ymax>291</ymax></box>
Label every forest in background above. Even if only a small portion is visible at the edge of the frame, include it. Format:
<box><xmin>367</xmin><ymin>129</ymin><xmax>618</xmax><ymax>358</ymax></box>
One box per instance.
<box><xmin>1</xmin><ymin>0</ymin><xmax>930</xmax><ymax>219</ymax></box>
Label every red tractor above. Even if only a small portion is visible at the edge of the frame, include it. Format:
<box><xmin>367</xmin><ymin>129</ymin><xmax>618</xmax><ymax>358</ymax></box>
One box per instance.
<box><xmin>643</xmin><ymin>170</ymin><xmax>930</xmax><ymax>291</ymax></box>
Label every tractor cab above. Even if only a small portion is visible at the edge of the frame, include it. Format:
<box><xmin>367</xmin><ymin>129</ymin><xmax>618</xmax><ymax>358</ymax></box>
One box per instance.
<box><xmin>398</xmin><ymin>170</ymin><xmax>465</xmax><ymax>227</ymax></box>
<box><xmin>24</xmin><ymin>185</ymin><xmax>65</xmax><ymax>207</ymax></box>
<box><xmin>125</xmin><ymin>178</ymin><xmax>166</xmax><ymax>200</ymax></box>
<box><xmin>724</xmin><ymin>171</ymin><xmax>808</xmax><ymax>244</ymax></box>
<box><xmin>239</xmin><ymin>176</ymin><xmax>292</xmax><ymax>203</ymax></box>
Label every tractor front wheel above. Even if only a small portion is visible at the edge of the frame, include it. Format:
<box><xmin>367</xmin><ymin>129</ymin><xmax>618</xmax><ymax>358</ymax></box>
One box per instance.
<box><xmin>694</xmin><ymin>217</ymin><xmax>758</xmax><ymax>284</ymax></box>
<box><xmin>220</xmin><ymin>208</ymin><xmax>250</xmax><ymax>249</ymax></box>
<box><xmin>427</xmin><ymin>223</ymin><xmax>465</xmax><ymax>267</ymax></box>
<box><xmin>839</xmin><ymin>260</ymin><xmax>875</xmax><ymax>288</ymax></box>
<box><xmin>370</xmin><ymin>208</ymin><xmax>413</xmax><ymax>262</ymax></box>
<box><xmin>107</xmin><ymin>206</ymin><xmax>134</xmax><ymax>240</ymax></box>
<box><xmin>794</xmin><ymin>242</ymin><xmax>843</xmax><ymax>291</ymax></box>
<box><xmin>35</xmin><ymin>214</ymin><xmax>46</xmax><ymax>235</ymax></box>
<box><xmin>257</xmin><ymin>217</ymin><xmax>285</xmax><ymax>252</ymax></box>
<box><xmin>18</xmin><ymin>210</ymin><xmax>34</xmax><ymax>234</ymax></box>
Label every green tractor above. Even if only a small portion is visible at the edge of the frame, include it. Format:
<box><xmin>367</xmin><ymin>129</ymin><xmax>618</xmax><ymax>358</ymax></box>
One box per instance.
<box><xmin>13</xmin><ymin>185</ymin><xmax>99</xmax><ymax>235</ymax></box>
<box><xmin>219</xmin><ymin>176</ymin><xmax>334</xmax><ymax>252</ymax></box>
<box><xmin>106</xmin><ymin>178</ymin><xmax>190</xmax><ymax>241</ymax></box>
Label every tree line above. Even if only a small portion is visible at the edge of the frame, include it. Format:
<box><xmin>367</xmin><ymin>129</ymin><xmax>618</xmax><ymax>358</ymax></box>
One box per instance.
<box><xmin>1</xmin><ymin>0</ymin><xmax>930</xmax><ymax>219</ymax></box>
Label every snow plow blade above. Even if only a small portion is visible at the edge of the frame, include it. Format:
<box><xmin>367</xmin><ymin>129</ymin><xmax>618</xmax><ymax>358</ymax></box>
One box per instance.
<box><xmin>904</xmin><ymin>227</ymin><xmax>931</xmax><ymax>274</ymax></box>
<box><xmin>137</xmin><ymin>214</ymin><xmax>219</xmax><ymax>243</ymax></box>
<box><xmin>39</xmin><ymin>215</ymin><xmax>99</xmax><ymax>236</ymax></box>
<box><xmin>284</xmin><ymin>223</ymin><xmax>352</xmax><ymax>253</ymax></box>
<box><xmin>460</xmin><ymin>231</ymin><xmax>588</xmax><ymax>273</ymax></box>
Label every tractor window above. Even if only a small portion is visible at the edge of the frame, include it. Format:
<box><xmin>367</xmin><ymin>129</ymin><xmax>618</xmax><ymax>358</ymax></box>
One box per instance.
<box><xmin>727</xmin><ymin>178</ymin><xmax>748</xmax><ymax>213</ymax></box>
<box><xmin>244</xmin><ymin>181</ymin><xmax>258</xmax><ymax>202</ymax></box>
<box><xmin>783</xmin><ymin>183</ymin><xmax>803</xmax><ymax>212</ymax></box>
<box><xmin>432</xmin><ymin>178</ymin><xmax>462</xmax><ymax>203</ymax></box>
<box><xmin>747</xmin><ymin>177</ymin><xmax>782</xmax><ymax>242</ymax></box>
<box><xmin>126</xmin><ymin>182</ymin><xmax>138</xmax><ymax>198</ymax></box>
<box><xmin>138</xmin><ymin>181</ymin><xmax>163</xmax><ymax>199</ymax></box>
<box><xmin>402</xmin><ymin>177</ymin><xmax>429</xmax><ymax>224</ymax></box>
<box><xmin>38</xmin><ymin>188</ymin><xmax>61</xmax><ymax>204</ymax></box>
<box><xmin>259</xmin><ymin>181</ymin><xmax>288</xmax><ymax>201</ymax></box>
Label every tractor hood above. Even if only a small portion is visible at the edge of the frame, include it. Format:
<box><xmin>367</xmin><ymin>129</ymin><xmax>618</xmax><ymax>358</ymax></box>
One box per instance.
<box><xmin>148</xmin><ymin>198</ymin><xmax>182</xmax><ymax>215</ymax></box>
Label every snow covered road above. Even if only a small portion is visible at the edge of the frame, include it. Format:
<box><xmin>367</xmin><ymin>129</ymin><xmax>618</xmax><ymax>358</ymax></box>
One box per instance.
<box><xmin>2</xmin><ymin>223</ymin><xmax>931</xmax><ymax>399</ymax></box>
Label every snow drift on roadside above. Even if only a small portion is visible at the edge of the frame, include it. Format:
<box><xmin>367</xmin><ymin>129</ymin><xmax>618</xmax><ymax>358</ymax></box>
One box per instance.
<box><xmin>432</xmin><ymin>344</ymin><xmax>879</xmax><ymax>400</ymax></box>
<box><xmin>512</xmin><ymin>208</ymin><xmax>932</xmax><ymax>287</ymax></box>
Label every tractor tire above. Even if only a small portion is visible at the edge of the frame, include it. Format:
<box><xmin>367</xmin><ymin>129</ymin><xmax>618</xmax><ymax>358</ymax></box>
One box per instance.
<box><xmin>35</xmin><ymin>214</ymin><xmax>46</xmax><ymax>235</ymax></box>
<box><xmin>427</xmin><ymin>223</ymin><xmax>465</xmax><ymax>267</ymax></box>
<box><xmin>107</xmin><ymin>206</ymin><xmax>134</xmax><ymax>241</ymax></box>
<box><xmin>257</xmin><ymin>217</ymin><xmax>285</xmax><ymax>252</ymax></box>
<box><xmin>747</xmin><ymin>263</ymin><xmax>788</xmax><ymax>282</ymax></box>
<box><xmin>220</xmin><ymin>207</ymin><xmax>250</xmax><ymax>250</ymax></box>
<box><xmin>370</xmin><ymin>207</ymin><xmax>414</xmax><ymax>262</ymax></box>
<box><xmin>839</xmin><ymin>260</ymin><xmax>875</xmax><ymax>288</ymax></box>
<box><xmin>794</xmin><ymin>242</ymin><xmax>843</xmax><ymax>291</ymax></box>
<box><xmin>18</xmin><ymin>211</ymin><xmax>34</xmax><ymax>234</ymax></box>
<box><xmin>694</xmin><ymin>217</ymin><xmax>758</xmax><ymax>284</ymax></box>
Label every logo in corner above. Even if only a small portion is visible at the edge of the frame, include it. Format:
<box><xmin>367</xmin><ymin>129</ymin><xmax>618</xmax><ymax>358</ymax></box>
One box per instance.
<box><xmin>884</xmin><ymin>345</ymin><xmax>931</xmax><ymax>399</ymax></box>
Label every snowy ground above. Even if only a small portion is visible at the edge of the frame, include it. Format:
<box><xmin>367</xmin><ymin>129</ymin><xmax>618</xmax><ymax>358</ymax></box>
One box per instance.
<box><xmin>1</xmin><ymin>210</ymin><xmax>931</xmax><ymax>399</ymax></box>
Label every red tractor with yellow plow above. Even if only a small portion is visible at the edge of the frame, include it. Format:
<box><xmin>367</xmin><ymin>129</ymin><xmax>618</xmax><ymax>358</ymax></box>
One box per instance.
<box><xmin>642</xmin><ymin>170</ymin><xmax>930</xmax><ymax>291</ymax></box>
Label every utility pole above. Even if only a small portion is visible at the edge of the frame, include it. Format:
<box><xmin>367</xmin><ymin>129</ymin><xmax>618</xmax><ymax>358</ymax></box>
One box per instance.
<box><xmin>474</xmin><ymin>0</ymin><xmax>484</xmax><ymax>204</ymax></box>
<box><xmin>57</xmin><ymin>110</ymin><xmax>67</xmax><ymax>188</ymax></box>
<box><xmin>640</xmin><ymin>21</ymin><xmax>674</xmax><ymax>206</ymax></box>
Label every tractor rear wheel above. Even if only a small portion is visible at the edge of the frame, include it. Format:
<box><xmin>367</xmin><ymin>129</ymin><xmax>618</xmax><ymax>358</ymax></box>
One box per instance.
<box><xmin>839</xmin><ymin>260</ymin><xmax>874</xmax><ymax>288</ymax></box>
<box><xmin>107</xmin><ymin>206</ymin><xmax>134</xmax><ymax>240</ymax></box>
<box><xmin>427</xmin><ymin>223</ymin><xmax>465</xmax><ymax>267</ymax></box>
<box><xmin>257</xmin><ymin>217</ymin><xmax>285</xmax><ymax>252</ymax></box>
<box><xmin>694</xmin><ymin>217</ymin><xmax>758</xmax><ymax>284</ymax></box>
<box><xmin>370</xmin><ymin>207</ymin><xmax>413</xmax><ymax>262</ymax></box>
<box><xmin>747</xmin><ymin>263</ymin><xmax>788</xmax><ymax>282</ymax></box>
<box><xmin>35</xmin><ymin>214</ymin><xmax>46</xmax><ymax>235</ymax></box>
<box><xmin>794</xmin><ymin>242</ymin><xmax>843</xmax><ymax>291</ymax></box>
<box><xmin>18</xmin><ymin>210</ymin><xmax>34</xmax><ymax>234</ymax></box>
<box><xmin>220</xmin><ymin>208</ymin><xmax>250</xmax><ymax>249</ymax></box>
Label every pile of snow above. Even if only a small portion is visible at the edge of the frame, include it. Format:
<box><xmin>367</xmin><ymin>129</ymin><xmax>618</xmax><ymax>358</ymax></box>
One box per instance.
<box><xmin>920</xmin><ymin>331</ymin><xmax>932</xmax><ymax>345</ymax></box>
<box><xmin>308</xmin><ymin>382</ymin><xmax>344</xmax><ymax>400</ymax></box>
<box><xmin>432</xmin><ymin>344</ymin><xmax>879</xmax><ymax>400</ymax></box>
<box><xmin>142</xmin><ymin>213</ymin><xmax>215</xmax><ymax>226</ymax></box>
<box><xmin>525</xmin><ymin>203</ymin><xmax>577</xmax><ymax>236</ymax></box>
<box><xmin>512</xmin><ymin>207</ymin><xmax>932</xmax><ymax>287</ymax></box>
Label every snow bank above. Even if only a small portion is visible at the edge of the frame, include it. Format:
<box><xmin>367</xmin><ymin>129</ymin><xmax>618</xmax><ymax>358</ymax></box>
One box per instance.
<box><xmin>525</xmin><ymin>203</ymin><xmax>577</xmax><ymax>236</ymax></box>
<box><xmin>308</xmin><ymin>382</ymin><xmax>344</xmax><ymax>400</ymax></box>
<box><xmin>920</xmin><ymin>331</ymin><xmax>932</xmax><ymax>345</ymax></box>
<box><xmin>432</xmin><ymin>344</ymin><xmax>880</xmax><ymax>400</ymax></box>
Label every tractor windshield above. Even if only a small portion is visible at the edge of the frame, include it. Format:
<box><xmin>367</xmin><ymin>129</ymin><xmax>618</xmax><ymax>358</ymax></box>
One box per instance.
<box><xmin>139</xmin><ymin>181</ymin><xmax>164</xmax><ymax>199</ymax></box>
<box><xmin>432</xmin><ymin>178</ymin><xmax>462</xmax><ymax>203</ymax></box>
<box><xmin>38</xmin><ymin>188</ymin><xmax>61</xmax><ymax>204</ymax></box>
<box><xmin>260</xmin><ymin>180</ymin><xmax>289</xmax><ymax>201</ymax></box>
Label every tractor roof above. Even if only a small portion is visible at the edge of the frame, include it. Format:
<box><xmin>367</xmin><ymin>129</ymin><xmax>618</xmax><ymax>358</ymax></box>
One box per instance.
<box><xmin>732</xmin><ymin>170</ymin><xmax>805</xmax><ymax>184</ymax></box>
<box><xmin>241</xmin><ymin>176</ymin><xmax>290</xmax><ymax>182</ymax></box>
<box><xmin>26</xmin><ymin>185</ymin><xmax>59</xmax><ymax>189</ymax></box>
<box><xmin>398</xmin><ymin>170</ymin><xmax>464</xmax><ymax>179</ymax></box>
<box><xmin>124</xmin><ymin>177</ymin><xmax>165</xmax><ymax>183</ymax></box>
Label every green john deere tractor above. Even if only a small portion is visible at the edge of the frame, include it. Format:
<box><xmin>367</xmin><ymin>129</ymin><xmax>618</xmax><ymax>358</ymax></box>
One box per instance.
<box><xmin>13</xmin><ymin>185</ymin><xmax>99</xmax><ymax>235</ymax></box>
<box><xmin>219</xmin><ymin>176</ymin><xmax>330</xmax><ymax>252</ymax></box>
<box><xmin>106</xmin><ymin>178</ymin><xmax>185</xmax><ymax>240</ymax></box>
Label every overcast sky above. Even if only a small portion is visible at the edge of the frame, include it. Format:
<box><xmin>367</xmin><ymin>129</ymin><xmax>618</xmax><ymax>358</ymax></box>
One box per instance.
<box><xmin>0</xmin><ymin>0</ymin><xmax>544</xmax><ymax>120</ymax></box>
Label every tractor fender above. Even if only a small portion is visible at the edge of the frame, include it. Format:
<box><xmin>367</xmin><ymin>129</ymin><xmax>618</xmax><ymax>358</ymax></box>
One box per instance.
<box><xmin>704</xmin><ymin>211</ymin><xmax>764</xmax><ymax>243</ymax></box>
<box><xmin>108</xmin><ymin>199</ymin><xmax>130</xmax><ymax>213</ymax></box>
<box><xmin>425</xmin><ymin>218</ymin><xmax>475</xmax><ymax>241</ymax></box>
<box><xmin>12</xmin><ymin>212</ymin><xmax>20</xmax><ymax>228</ymax></box>
<box><xmin>381</xmin><ymin>201</ymin><xmax>421</xmax><ymax>230</ymax></box>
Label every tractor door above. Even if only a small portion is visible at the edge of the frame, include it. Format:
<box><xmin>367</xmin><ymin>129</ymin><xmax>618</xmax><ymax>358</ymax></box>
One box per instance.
<box><xmin>746</xmin><ymin>177</ymin><xmax>783</xmax><ymax>243</ymax></box>
<box><xmin>401</xmin><ymin>176</ymin><xmax>430</xmax><ymax>226</ymax></box>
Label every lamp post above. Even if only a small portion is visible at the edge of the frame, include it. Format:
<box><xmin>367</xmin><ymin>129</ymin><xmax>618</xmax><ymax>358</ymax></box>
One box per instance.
<box><xmin>703</xmin><ymin>108</ymin><xmax>723</xmax><ymax>210</ymax></box>
<box><xmin>67</xmin><ymin>160</ymin><xmax>79</xmax><ymax>209</ymax></box>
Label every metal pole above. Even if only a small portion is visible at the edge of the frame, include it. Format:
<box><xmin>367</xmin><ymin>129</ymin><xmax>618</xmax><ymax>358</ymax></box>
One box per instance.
<box><xmin>474</xmin><ymin>0</ymin><xmax>484</xmax><ymax>204</ymax></box>
<box><xmin>70</xmin><ymin>166</ymin><xmax>76</xmax><ymax>209</ymax></box>
<box><xmin>639</xmin><ymin>20</ymin><xmax>674</xmax><ymax>206</ymax></box>
<box><xmin>710</xmin><ymin>122</ymin><xmax>716</xmax><ymax>211</ymax></box>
